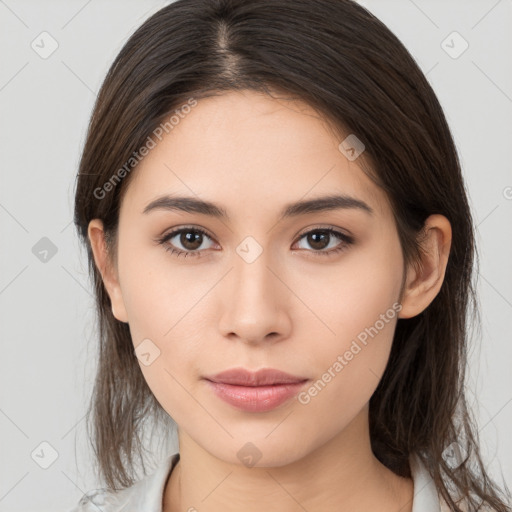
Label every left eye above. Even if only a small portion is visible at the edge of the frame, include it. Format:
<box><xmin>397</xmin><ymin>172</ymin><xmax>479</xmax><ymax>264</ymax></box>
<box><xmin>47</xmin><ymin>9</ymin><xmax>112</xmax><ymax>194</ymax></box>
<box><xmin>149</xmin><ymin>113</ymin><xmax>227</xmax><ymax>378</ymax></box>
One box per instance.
<box><xmin>158</xmin><ymin>227</ymin><xmax>215</xmax><ymax>257</ymax></box>
<box><xmin>294</xmin><ymin>228</ymin><xmax>353</xmax><ymax>254</ymax></box>
<box><xmin>157</xmin><ymin>226</ymin><xmax>354</xmax><ymax>258</ymax></box>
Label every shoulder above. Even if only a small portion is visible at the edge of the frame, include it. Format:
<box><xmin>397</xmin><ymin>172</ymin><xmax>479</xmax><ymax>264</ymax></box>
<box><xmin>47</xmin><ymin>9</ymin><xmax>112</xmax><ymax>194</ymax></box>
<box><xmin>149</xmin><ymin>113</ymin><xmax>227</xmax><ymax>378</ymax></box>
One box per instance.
<box><xmin>68</xmin><ymin>452</ymin><xmax>180</xmax><ymax>512</ymax></box>
<box><xmin>413</xmin><ymin>456</ymin><xmax>494</xmax><ymax>512</ymax></box>
<box><xmin>68</xmin><ymin>486</ymin><xmax>136</xmax><ymax>512</ymax></box>
<box><xmin>439</xmin><ymin>495</ymin><xmax>497</xmax><ymax>512</ymax></box>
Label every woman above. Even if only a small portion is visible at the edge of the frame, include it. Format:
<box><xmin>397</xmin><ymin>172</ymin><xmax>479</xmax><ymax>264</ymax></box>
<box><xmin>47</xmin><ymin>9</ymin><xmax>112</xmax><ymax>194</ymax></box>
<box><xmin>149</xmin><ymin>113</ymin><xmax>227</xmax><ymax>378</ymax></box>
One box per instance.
<box><xmin>71</xmin><ymin>0</ymin><xmax>511</xmax><ymax>510</ymax></box>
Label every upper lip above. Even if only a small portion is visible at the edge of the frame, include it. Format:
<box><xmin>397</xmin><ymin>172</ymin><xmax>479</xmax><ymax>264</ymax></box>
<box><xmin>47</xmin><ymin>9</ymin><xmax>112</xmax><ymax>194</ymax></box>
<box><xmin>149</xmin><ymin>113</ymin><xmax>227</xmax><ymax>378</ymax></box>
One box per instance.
<box><xmin>204</xmin><ymin>368</ymin><xmax>309</xmax><ymax>386</ymax></box>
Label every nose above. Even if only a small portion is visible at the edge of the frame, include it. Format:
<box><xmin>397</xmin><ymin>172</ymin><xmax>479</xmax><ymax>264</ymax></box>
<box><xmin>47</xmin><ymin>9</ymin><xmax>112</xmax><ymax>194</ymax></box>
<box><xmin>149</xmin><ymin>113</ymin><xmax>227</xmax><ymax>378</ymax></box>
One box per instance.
<box><xmin>218</xmin><ymin>248</ymin><xmax>292</xmax><ymax>345</ymax></box>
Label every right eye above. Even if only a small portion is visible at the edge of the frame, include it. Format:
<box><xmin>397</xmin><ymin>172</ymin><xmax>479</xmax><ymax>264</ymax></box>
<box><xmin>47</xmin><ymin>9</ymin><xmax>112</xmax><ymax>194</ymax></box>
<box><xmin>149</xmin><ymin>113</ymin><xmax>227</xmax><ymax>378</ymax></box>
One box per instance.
<box><xmin>157</xmin><ymin>226</ymin><xmax>217</xmax><ymax>258</ymax></box>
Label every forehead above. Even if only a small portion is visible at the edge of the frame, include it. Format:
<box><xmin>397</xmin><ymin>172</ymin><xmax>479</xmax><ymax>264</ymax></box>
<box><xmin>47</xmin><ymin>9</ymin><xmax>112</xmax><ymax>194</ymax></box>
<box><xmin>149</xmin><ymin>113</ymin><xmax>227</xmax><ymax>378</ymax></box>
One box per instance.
<box><xmin>120</xmin><ymin>89</ymin><xmax>388</xmax><ymax>220</ymax></box>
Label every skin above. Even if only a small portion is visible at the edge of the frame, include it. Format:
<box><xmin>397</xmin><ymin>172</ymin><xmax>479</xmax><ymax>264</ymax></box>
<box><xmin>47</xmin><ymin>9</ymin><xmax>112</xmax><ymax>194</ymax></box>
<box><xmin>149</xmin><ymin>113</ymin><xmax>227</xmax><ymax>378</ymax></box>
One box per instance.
<box><xmin>88</xmin><ymin>89</ymin><xmax>451</xmax><ymax>512</ymax></box>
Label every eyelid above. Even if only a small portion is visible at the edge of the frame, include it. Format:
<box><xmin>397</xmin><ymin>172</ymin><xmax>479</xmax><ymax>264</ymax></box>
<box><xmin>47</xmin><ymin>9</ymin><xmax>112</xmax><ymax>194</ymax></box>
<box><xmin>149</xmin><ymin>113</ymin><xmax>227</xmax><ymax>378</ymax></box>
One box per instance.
<box><xmin>294</xmin><ymin>224</ymin><xmax>354</xmax><ymax>242</ymax></box>
<box><xmin>157</xmin><ymin>224</ymin><xmax>215</xmax><ymax>242</ymax></box>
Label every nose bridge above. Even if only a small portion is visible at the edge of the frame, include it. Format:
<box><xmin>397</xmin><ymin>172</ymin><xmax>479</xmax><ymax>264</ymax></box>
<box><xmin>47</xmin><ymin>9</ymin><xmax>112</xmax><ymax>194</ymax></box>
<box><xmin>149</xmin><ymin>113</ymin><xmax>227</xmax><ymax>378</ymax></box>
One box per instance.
<box><xmin>219</xmin><ymin>236</ymin><xmax>289</xmax><ymax>342</ymax></box>
<box><xmin>232</xmin><ymin>237</ymin><xmax>277</xmax><ymax>307</ymax></box>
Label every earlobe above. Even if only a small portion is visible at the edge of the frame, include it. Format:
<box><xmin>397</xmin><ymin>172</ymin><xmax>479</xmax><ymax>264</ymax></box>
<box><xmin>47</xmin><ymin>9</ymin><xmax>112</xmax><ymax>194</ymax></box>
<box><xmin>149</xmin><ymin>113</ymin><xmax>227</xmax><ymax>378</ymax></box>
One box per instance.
<box><xmin>398</xmin><ymin>214</ymin><xmax>452</xmax><ymax>319</ymax></box>
<box><xmin>87</xmin><ymin>219</ymin><xmax>129</xmax><ymax>323</ymax></box>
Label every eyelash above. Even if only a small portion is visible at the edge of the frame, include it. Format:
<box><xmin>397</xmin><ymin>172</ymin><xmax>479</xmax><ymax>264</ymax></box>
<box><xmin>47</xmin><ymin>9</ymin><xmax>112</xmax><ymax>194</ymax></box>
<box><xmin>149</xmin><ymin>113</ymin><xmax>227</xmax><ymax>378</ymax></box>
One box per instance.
<box><xmin>156</xmin><ymin>225</ymin><xmax>354</xmax><ymax>259</ymax></box>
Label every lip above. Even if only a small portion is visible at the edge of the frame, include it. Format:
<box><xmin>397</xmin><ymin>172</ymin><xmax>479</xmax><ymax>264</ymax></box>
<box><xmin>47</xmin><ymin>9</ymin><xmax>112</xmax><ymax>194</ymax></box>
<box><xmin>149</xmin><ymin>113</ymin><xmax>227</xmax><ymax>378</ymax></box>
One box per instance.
<box><xmin>203</xmin><ymin>368</ymin><xmax>309</xmax><ymax>412</ymax></box>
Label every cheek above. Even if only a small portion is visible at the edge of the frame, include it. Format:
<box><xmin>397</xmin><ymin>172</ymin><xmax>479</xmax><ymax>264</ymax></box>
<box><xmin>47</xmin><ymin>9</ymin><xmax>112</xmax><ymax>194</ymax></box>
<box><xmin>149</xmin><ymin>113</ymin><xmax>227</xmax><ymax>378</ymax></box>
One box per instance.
<box><xmin>117</xmin><ymin>234</ymin><xmax>204</xmax><ymax>343</ymax></box>
<box><xmin>294</xmin><ymin>233</ymin><xmax>403</xmax><ymax>408</ymax></box>
<box><xmin>300</xmin><ymin>230</ymin><xmax>403</xmax><ymax>347</ymax></box>
<box><xmin>116</xmin><ymin>240</ymin><xmax>212</xmax><ymax>413</ymax></box>
<box><xmin>121</xmin><ymin>270</ymin><xmax>205</xmax><ymax>427</ymax></box>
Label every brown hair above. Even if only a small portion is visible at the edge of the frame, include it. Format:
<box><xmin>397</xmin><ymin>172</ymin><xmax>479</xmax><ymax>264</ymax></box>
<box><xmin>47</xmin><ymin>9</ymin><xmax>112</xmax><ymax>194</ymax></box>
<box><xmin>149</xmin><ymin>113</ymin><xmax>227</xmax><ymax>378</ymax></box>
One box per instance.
<box><xmin>73</xmin><ymin>0</ymin><xmax>511</xmax><ymax>510</ymax></box>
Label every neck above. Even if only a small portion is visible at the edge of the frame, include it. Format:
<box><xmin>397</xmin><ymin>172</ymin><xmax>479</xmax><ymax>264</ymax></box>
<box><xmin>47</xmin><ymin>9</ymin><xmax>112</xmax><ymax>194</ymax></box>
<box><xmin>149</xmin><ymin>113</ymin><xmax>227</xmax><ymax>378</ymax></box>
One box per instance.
<box><xmin>163</xmin><ymin>407</ymin><xmax>413</xmax><ymax>512</ymax></box>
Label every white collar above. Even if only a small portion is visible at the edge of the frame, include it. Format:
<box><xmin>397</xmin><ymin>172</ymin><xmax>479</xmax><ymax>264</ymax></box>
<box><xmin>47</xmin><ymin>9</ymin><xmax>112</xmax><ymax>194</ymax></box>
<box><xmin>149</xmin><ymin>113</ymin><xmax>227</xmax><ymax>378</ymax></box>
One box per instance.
<box><xmin>74</xmin><ymin>452</ymin><xmax>443</xmax><ymax>511</ymax></box>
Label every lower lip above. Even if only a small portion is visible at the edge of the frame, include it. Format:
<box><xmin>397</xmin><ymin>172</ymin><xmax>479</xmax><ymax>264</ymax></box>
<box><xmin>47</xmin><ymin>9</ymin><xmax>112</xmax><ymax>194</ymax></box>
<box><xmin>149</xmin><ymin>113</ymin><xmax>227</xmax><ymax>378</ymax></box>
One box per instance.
<box><xmin>204</xmin><ymin>380</ymin><xmax>308</xmax><ymax>412</ymax></box>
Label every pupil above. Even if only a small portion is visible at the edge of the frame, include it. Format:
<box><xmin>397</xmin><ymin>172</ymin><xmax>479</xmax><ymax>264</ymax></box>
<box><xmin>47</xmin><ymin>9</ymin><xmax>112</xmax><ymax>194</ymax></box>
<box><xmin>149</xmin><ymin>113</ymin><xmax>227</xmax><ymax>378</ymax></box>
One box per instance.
<box><xmin>309</xmin><ymin>231</ymin><xmax>329</xmax><ymax>250</ymax></box>
<box><xmin>182</xmin><ymin>231</ymin><xmax>202</xmax><ymax>250</ymax></box>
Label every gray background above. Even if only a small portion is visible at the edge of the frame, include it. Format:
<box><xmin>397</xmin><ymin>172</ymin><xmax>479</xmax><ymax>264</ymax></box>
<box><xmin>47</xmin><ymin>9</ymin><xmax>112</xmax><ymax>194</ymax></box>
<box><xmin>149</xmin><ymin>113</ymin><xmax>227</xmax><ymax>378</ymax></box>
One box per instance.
<box><xmin>0</xmin><ymin>0</ymin><xmax>511</xmax><ymax>510</ymax></box>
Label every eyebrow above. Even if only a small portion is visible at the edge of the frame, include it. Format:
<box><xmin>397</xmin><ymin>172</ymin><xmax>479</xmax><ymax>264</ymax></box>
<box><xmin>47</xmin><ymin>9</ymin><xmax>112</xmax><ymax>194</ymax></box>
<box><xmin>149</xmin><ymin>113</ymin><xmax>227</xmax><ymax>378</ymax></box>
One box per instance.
<box><xmin>142</xmin><ymin>193</ymin><xmax>374</xmax><ymax>220</ymax></box>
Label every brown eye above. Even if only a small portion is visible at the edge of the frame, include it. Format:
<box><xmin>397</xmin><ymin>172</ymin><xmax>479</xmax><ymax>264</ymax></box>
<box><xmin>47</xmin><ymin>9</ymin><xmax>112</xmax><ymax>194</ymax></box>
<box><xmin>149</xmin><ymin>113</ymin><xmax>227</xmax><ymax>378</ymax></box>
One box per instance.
<box><xmin>294</xmin><ymin>228</ymin><xmax>354</xmax><ymax>256</ymax></box>
<box><xmin>158</xmin><ymin>227</ymin><xmax>215</xmax><ymax>258</ymax></box>
<box><xmin>305</xmin><ymin>230</ymin><xmax>331</xmax><ymax>250</ymax></box>
<box><xmin>178</xmin><ymin>230</ymin><xmax>204</xmax><ymax>250</ymax></box>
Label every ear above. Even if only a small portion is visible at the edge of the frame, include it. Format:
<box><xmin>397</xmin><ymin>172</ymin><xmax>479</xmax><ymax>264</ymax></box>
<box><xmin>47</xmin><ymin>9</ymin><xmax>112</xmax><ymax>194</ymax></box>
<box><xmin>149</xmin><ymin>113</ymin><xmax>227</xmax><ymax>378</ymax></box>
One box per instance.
<box><xmin>87</xmin><ymin>219</ymin><xmax>129</xmax><ymax>323</ymax></box>
<box><xmin>398</xmin><ymin>214</ymin><xmax>452</xmax><ymax>319</ymax></box>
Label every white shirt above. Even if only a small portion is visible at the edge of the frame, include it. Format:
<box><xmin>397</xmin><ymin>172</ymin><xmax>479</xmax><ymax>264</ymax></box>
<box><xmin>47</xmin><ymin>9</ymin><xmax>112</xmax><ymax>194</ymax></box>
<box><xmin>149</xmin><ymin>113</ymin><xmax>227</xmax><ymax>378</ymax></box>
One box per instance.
<box><xmin>70</xmin><ymin>452</ymin><xmax>449</xmax><ymax>511</ymax></box>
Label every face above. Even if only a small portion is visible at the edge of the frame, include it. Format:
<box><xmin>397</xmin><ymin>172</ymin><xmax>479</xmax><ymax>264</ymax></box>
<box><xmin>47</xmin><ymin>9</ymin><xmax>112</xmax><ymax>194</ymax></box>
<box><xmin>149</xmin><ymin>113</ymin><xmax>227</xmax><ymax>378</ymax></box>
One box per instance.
<box><xmin>97</xmin><ymin>89</ymin><xmax>408</xmax><ymax>467</ymax></box>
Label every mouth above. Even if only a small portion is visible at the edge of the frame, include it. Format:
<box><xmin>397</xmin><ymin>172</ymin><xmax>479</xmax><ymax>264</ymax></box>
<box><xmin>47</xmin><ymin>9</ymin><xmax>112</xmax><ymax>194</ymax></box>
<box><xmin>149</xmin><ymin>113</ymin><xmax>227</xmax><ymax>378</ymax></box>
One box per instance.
<box><xmin>203</xmin><ymin>367</ymin><xmax>310</xmax><ymax>412</ymax></box>
<box><xmin>203</xmin><ymin>367</ymin><xmax>309</xmax><ymax>386</ymax></box>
